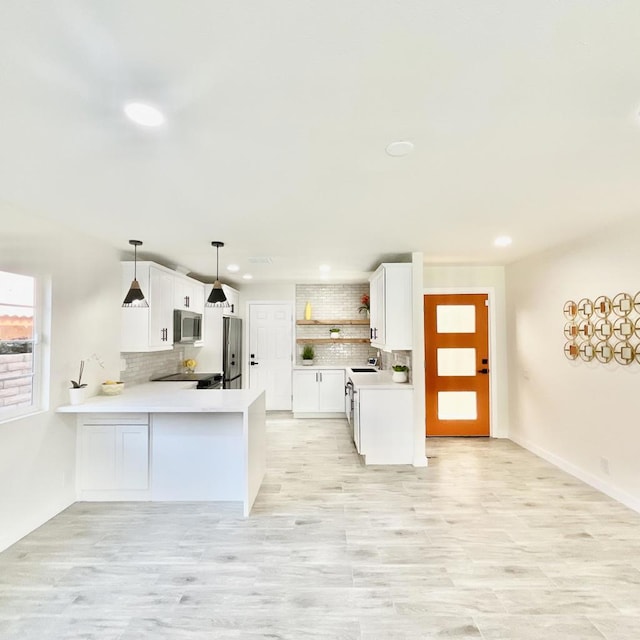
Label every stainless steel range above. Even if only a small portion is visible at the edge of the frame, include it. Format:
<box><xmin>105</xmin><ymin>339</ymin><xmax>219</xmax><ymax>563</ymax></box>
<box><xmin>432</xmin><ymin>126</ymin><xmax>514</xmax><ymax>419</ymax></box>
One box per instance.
<box><xmin>151</xmin><ymin>372</ymin><xmax>223</xmax><ymax>389</ymax></box>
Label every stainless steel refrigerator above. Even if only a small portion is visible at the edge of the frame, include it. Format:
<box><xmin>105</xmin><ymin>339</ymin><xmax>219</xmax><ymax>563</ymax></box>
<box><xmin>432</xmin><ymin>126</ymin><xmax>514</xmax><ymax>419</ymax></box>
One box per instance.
<box><xmin>223</xmin><ymin>317</ymin><xmax>242</xmax><ymax>389</ymax></box>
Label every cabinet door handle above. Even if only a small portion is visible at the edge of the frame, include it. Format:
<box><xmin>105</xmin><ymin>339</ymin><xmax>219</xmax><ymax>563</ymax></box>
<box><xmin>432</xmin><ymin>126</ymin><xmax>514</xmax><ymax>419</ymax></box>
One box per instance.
<box><xmin>370</xmin><ymin>328</ymin><xmax>373</xmax><ymax>340</ymax></box>
<box><xmin>319</xmin><ymin>372</ymin><xmax>322</xmax><ymax>383</ymax></box>
<box><xmin>477</xmin><ymin>368</ymin><xmax>489</xmax><ymax>374</ymax></box>
<box><xmin>184</xmin><ymin>296</ymin><xmax>189</xmax><ymax>308</ymax></box>
<box><xmin>231</xmin><ymin>304</ymin><xmax>235</xmax><ymax>314</ymax></box>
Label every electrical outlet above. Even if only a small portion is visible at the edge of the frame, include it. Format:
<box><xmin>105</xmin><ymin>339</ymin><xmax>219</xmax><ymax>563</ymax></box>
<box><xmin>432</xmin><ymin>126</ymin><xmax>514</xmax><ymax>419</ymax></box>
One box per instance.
<box><xmin>600</xmin><ymin>457</ymin><xmax>610</xmax><ymax>475</ymax></box>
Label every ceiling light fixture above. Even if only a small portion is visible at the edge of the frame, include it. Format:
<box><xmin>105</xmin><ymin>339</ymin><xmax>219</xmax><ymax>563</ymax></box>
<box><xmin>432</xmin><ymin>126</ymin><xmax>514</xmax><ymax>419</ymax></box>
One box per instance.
<box><xmin>319</xmin><ymin>264</ymin><xmax>331</xmax><ymax>272</ymax></box>
<box><xmin>494</xmin><ymin>235</ymin><xmax>513</xmax><ymax>247</ymax></box>
<box><xmin>386</xmin><ymin>140</ymin><xmax>414</xmax><ymax>157</ymax></box>
<box><xmin>206</xmin><ymin>241</ymin><xmax>230</xmax><ymax>307</ymax></box>
<box><xmin>227</xmin><ymin>264</ymin><xmax>240</xmax><ymax>273</ymax></box>
<box><xmin>242</xmin><ymin>274</ymin><xmax>253</xmax><ymax>280</ymax></box>
<box><xmin>122</xmin><ymin>240</ymin><xmax>148</xmax><ymax>307</ymax></box>
<box><xmin>123</xmin><ymin>102</ymin><xmax>165</xmax><ymax>127</ymax></box>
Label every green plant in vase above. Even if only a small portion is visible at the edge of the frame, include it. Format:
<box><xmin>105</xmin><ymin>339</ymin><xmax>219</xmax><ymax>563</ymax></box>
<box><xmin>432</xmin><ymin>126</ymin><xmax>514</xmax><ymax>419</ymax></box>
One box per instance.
<box><xmin>392</xmin><ymin>364</ymin><xmax>409</xmax><ymax>383</ymax></box>
<box><xmin>302</xmin><ymin>344</ymin><xmax>315</xmax><ymax>365</ymax></box>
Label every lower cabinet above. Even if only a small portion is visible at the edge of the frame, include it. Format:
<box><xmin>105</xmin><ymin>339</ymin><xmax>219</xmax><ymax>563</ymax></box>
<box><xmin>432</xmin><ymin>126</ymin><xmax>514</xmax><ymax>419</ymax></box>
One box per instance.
<box><xmin>78</xmin><ymin>413</ymin><xmax>149</xmax><ymax>499</ymax></box>
<box><xmin>293</xmin><ymin>369</ymin><xmax>346</xmax><ymax>417</ymax></box>
<box><xmin>355</xmin><ymin>387</ymin><xmax>413</xmax><ymax>464</ymax></box>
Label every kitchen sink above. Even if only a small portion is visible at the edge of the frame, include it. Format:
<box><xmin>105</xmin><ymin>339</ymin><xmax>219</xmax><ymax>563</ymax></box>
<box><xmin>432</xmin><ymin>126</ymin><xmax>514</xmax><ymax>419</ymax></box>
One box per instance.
<box><xmin>350</xmin><ymin>367</ymin><xmax>378</xmax><ymax>373</ymax></box>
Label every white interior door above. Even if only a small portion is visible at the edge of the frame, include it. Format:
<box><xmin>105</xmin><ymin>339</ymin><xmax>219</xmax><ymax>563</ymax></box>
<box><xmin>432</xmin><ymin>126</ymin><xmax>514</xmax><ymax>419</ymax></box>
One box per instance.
<box><xmin>248</xmin><ymin>303</ymin><xmax>293</xmax><ymax>410</ymax></box>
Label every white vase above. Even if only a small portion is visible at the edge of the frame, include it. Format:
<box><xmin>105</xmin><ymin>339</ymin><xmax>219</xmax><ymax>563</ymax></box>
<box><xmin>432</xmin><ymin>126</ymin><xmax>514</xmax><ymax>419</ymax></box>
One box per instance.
<box><xmin>330</xmin><ymin>333</ymin><xmax>339</xmax><ymax>339</ymax></box>
<box><xmin>68</xmin><ymin>387</ymin><xmax>87</xmax><ymax>405</ymax></box>
<box><xmin>392</xmin><ymin>371</ymin><xmax>407</xmax><ymax>383</ymax></box>
<box><xmin>302</xmin><ymin>359</ymin><xmax>314</xmax><ymax>366</ymax></box>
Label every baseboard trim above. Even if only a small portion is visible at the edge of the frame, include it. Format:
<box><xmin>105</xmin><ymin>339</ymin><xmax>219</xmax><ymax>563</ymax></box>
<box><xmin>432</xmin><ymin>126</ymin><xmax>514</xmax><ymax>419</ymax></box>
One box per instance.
<box><xmin>0</xmin><ymin>496</ymin><xmax>75</xmax><ymax>553</ymax></box>
<box><xmin>510</xmin><ymin>434</ymin><xmax>640</xmax><ymax>515</ymax></box>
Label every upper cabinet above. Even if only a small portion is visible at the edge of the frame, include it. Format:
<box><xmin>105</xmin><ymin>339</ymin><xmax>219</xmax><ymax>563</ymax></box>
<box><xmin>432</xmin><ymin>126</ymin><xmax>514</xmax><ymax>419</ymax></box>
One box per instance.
<box><xmin>174</xmin><ymin>274</ymin><xmax>205</xmax><ymax>314</ymax></box>
<box><xmin>121</xmin><ymin>262</ymin><xmax>175</xmax><ymax>352</ymax></box>
<box><xmin>369</xmin><ymin>263</ymin><xmax>412</xmax><ymax>352</ymax></box>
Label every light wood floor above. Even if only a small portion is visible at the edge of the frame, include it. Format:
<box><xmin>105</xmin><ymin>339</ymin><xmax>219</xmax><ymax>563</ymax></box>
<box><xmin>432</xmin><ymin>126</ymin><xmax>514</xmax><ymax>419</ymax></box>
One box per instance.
<box><xmin>1</xmin><ymin>413</ymin><xmax>639</xmax><ymax>639</ymax></box>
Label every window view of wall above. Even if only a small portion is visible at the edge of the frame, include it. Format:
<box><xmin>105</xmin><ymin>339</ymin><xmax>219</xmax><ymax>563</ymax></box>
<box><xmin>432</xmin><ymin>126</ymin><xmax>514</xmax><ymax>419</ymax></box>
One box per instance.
<box><xmin>0</xmin><ymin>270</ymin><xmax>35</xmax><ymax>414</ymax></box>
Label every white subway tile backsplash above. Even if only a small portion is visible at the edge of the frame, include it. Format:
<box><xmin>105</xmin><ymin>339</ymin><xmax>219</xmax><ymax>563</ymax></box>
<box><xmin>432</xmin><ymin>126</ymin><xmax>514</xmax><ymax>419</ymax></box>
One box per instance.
<box><xmin>296</xmin><ymin>283</ymin><xmax>376</xmax><ymax>366</ymax></box>
<box><xmin>120</xmin><ymin>348</ymin><xmax>186</xmax><ymax>385</ymax></box>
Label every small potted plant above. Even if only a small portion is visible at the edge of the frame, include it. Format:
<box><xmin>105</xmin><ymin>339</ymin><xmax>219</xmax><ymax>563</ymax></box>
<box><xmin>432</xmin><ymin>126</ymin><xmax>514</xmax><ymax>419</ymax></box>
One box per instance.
<box><xmin>69</xmin><ymin>361</ymin><xmax>88</xmax><ymax>405</ymax></box>
<box><xmin>301</xmin><ymin>344</ymin><xmax>315</xmax><ymax>365</ymax></box>
<box><xmin>68</xmin><ymin>353</ymin><xmax>105</xmax><ymax>404</ymax></box>
<box><xmin>392</xmin><ymin>365</ymin><xmax>408</xmax><ymax>383</ymax></box>
<box><xmin>329</xmin><ymin>328</ymin><xmax>340</xmax><ymax>339</ymax></box>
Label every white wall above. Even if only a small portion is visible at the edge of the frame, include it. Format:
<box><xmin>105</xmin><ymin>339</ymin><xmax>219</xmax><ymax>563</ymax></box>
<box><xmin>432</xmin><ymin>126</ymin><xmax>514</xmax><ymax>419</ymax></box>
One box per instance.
<box><xmin>506</xmin><ymin>219</ymin><xmax>640</xmax><ymax>512</ymax></box>
<box><xmin>0</xmin><ymin>203</ymin><xmax>121</xmax><ymax>551</ymax></box>
<box><xmin>240</xmin><ymin>282</ymin><xmax>295</xmax><ymax>308</ymax></box>
<box><xmin>423</xmin><ymin>265</ymin><xmax>509</xmax><ymax>438</ymax></box>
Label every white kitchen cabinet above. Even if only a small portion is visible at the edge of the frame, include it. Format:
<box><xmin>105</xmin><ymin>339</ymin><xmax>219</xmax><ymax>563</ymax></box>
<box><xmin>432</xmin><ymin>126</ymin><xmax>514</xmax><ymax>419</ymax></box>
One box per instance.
<box><xmin>77</xmin><ymin>413</ymin><xmax>149</xmax><ymax>500</ymax></box>
<box><xmin>293</xmin><ymin>369</ymin><xmax>346</xmax><ymax>417</ymax></box>
<box><xmin>369</xmin><ymin>263</ymin><xmax>412</xmax><ymax>352</ymax></box>
<box><xmin>121</xmin><ymin>262</ymin><xmax>174</xmax><ymax>352</ymax></box>
<box><xmin>174</xmin><ymin>274</ymin><xmax>205</xmax><ymax>314</ymax></box>
<box><xmin>355</xmin><ymin>386</ymin><xmax>413</xmax><ymax>464</ymax></box>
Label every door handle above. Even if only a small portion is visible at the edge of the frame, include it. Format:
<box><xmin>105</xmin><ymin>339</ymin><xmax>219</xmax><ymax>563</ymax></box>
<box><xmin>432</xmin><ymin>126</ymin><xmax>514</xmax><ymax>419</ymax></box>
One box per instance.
<box><xmin>477</xmin><ymin>368</ymin><xmax>489</xmax><ymax>374</ymax></box>
<box><xmin>250</xmin><ymin>361</ymin><xmax>259</xmax><ymax>366</ymax></box>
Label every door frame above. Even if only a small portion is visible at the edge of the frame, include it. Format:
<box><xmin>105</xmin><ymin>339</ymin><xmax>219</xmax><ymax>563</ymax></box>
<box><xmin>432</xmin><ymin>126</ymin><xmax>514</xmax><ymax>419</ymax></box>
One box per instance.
<box><xmin>423</xmin><ymin>286</ymin><xmax>498</xmax><ymax>437</ymax></box>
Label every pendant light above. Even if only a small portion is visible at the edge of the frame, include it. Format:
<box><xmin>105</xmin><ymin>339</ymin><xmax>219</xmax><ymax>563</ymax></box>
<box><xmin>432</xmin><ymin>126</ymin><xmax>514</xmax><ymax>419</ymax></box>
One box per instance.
<box><xmin>206</xmin><ymin>241</ymin><xmax>230</xmax><ymax>307</ymax></box>
<box><xmin>122</xmin><ymin>240</ymin><xmax>148</xmax><ymax>307</ymax></box>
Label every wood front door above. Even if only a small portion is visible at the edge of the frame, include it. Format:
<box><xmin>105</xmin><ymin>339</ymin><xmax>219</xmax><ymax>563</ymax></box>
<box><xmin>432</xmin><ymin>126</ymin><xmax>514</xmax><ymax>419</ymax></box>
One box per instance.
<box><xmin>424</xmin><ymin>294</ymin><xmax>490</xmax><ymax>436</ymax></box>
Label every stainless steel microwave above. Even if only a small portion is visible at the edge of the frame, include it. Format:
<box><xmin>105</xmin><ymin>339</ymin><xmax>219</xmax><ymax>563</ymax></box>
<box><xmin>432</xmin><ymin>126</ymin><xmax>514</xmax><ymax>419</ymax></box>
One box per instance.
<box><xmin>173</xmin><ymin>309</ymin><xmax>202</xmax><ymax>343</ymax></box>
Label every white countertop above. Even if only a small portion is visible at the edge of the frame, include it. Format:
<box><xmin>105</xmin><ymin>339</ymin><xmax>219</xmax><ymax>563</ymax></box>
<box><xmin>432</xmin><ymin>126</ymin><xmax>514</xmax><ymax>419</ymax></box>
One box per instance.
<box><xmin>57</xmin><ymin>383</ymin><xmax>265</xmax><ymax>414</ymax></box>
<box><xmin>347</xmin><ymin>369</ymin><xmax>413</xmax><ymax>390</ymax></box>
<box><xmin>292</xmin><ymin>365</ymin><xmax>357</xmax><ymax>370</ymax></box>
<box><xmin>293</xmin><ymin>364</ymin><xmax>413</xmax><ymax>390</ymax></box>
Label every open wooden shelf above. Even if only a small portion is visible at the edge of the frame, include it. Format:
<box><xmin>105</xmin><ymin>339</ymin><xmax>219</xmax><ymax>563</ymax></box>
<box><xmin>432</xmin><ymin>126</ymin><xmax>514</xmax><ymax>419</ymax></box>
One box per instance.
<box><xmin>296</xmin><ymin>319</ymin><xmax>369</xmax><ymax>325</ymax></box>
<box><xmin>296</xmin><ymin>338</ymin><xmax>371</xmax><ymax>344</ymax></box>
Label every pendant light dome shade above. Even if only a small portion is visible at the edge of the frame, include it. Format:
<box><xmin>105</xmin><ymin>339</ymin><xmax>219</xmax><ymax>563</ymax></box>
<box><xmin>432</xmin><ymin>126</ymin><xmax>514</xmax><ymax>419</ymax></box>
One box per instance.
<box><xmin>206</xmin><ymin>241</ymin><xmax>230</xmax><ymax>307</ymax></box>
<box><xmin>122</xmin><ymin>240</ymin><xmax>149</xmax><ymax>307</ymax></box>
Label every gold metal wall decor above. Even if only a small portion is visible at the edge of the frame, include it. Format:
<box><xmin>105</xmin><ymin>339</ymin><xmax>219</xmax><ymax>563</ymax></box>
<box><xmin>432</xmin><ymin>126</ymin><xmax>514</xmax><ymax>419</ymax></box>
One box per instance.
<box><xmin>563</xmin><ymin>293</ymin><xmax>640</xmax><ymax>365</ymax></box>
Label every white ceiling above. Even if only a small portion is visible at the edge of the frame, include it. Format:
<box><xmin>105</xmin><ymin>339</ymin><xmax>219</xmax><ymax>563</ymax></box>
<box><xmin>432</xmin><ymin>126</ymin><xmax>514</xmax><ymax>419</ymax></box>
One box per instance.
<box><xmin>1</xmin><ymin>1</ymin><xmax>639</xmax><ymax>284</ymax></box>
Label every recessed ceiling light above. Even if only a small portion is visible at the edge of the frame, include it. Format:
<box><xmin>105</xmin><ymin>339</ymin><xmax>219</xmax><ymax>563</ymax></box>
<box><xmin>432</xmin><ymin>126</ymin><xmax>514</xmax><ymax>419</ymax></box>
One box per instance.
<box><xmin>123</xmin><ymin>102</ymin><xmax>165</xmax><ymax>127</ymax></box>
<box><xmin>319</xmin><ymin>264</ymin><xmax>331</xmax><ymax>272</ymax></box>
<box><xmin>226</xmin><ymin>264</ymin><xmax>240</xmax><ymax>272</ymax></box>
<box><xmin>386</xmin><ymin>141</ymin><xmax>414</xmax><ymax>157</ymax></box>
<box><xmin>494</xmin><ymin>235</ymin><xmax>512</xmax><ymax>247</ymax></box>
<box><xmin>242</xmin><ymin>274</ymin><xmax>253</xmax><ymax>280</ymax></box>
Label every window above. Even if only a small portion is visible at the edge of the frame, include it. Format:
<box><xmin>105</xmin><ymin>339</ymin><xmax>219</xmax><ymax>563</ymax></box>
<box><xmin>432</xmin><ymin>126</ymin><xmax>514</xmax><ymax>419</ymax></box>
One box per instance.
<box><xmin>0</xmin><ymin>270</ymin><xmax>43</xmax><ymax>421</ymax></box>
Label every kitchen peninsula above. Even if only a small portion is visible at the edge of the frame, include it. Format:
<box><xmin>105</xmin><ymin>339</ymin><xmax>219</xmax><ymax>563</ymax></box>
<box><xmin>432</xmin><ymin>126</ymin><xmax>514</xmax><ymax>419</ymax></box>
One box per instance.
<box><xmin>58</xmin><ymin>383</ymin><xmax>266</xmax><ymax>516</ymax></box>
